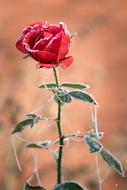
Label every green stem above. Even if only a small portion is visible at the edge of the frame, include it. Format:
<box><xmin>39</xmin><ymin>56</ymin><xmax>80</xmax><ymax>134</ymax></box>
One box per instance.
<box><xmin>53</xmin><ymin>68</ymin><xmax>59</xmax><ymax>88</ymax></box>
<box><xmin>53</xmin><ymin>68</ymin><xmax>63</xmax><ymax>184</ymax></box>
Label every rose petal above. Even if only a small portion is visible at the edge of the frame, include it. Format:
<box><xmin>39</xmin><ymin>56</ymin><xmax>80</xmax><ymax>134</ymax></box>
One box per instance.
<box><xmin>59</xmin><ymin>22</ymin><xmax>70</xmax><ymax>43</ymax></box>
<box><xmin>23</xmin><ymin>26</ymin><xmax>32</xmax><ymax>35</ymax></box>
<box><xmin>22</xmin><ymin>22</ymin><xmax>43</xmax><ymax>36</ymax></box>
<box><xmin>48</xmin><ymin>24</ymin><xmax>61</xmax><ymax>34</ymax></box>
<box><xmin>57</xmin><ymin>31</ymin><xmax>70</xmax><ymax>61</ymax></box>
<box><xmin>33</xmin><ymin>37</ymin><xmax>51</xmax><ymax>51</ymax></box>
<box><xmin>45</xmin><ymin>32</ymin><xmax>62</xmax><ymax>55</ymax></box>
<box><xmin>30</xmin><ymin>22</ymin><xmax>48</xmax><ymax>30</ymax></box>
<box><xmin>29</xmin><ymin>50</ymin><xmax>57</xmax><ymax>63</ymax></box>
<box><xmin>30</xmin><ymin>22</ymin><xmax>43</xmax><ymax>27</ymax></box>
<box><xmin>36</xmin><ymin>55</ymin><xmax>73</xmax><ymax>69</ymax></box>
<box><xmin>23</xmin><ymin>30</ymin><xmax>42</xmax><ymax>49</ymax></box>
<box><xmin>36</xmin><ymin>62</ymin><xmax>57</xmax><ymax>69</ymax></box>
<box><xmin>16</xmin><ymin>21</ymin><xmax>72</xmax><ymax>70</ymax></box>
<box><xmin>58</xmin><ymin>56</ymin><xmax>73</xmax><ymax>68</ymax></box>
<box><xmin>43</xmin><ymin>31</ymin><xmax>52</xmax><ymax>38</ymax></box>
<box><xmin>16</xmin><ymin>37</ymin><xmax>28</xmax><ymax>53</ymax></box>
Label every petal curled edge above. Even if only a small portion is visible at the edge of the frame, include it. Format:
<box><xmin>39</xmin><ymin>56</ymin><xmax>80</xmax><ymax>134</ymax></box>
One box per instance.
<box><xmin>57</xmin><ymin>31</ymin><xmax>70</xmax><ymax>62</ymax></box>
<box><xmin>59</xmin><ymin>22</ymin><xmax>70</xmax><ymax>43</ymax></box>
<box><xmin>58</xmin><ymin>56</ymin><xmax>73</xmax><ymax>68</ymax></box>
<box><xmin>36</xmin><ymin>62</ymin><xmax>58</xmax><ymax>69</ymax></box>
<box><xmin>36</xmin><ymin>56</ymin><xmax>73</xmax><ymax>69</ymax></box>
<box><xmin>29</xmin><ymin>50</ymin><xmax>57</xmax><ymax>63</ymax></box>
<box><xmin>16</xmin><ymin>37</ymin><xmax>28</xmax><ymax>53</ymax></box>
<box><xmin>33</xmin><ymin>37</ymin><xmax>51</xmax><ymax>50</ymax></box>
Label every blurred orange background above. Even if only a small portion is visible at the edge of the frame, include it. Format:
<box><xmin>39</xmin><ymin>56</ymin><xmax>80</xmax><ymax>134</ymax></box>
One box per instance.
<box><xmin>1</xmin><ymin>0</ymin><xmax>127</xmax><ymax>189</ymax></box>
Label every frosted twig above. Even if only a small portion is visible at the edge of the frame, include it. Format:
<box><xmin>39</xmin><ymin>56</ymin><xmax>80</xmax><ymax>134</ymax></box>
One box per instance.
<box><xmin>41</xmin><ymin>117</ymin><xmax>57</xmax><ymax>121</ymax></box>
<box><xmin>41</xmin><ymin>79</ymin><xmax>56</xmax><ymax>103</ymax></box>
<box><xmin>27</xmin><ymin>173</ymin><xmax>34</xmax><ymax>183</ymax></box>
<box><xmin>14</xmin><ymin>134</ymin><xmax>31</xmax><ymax>143</ymax></box>
<box><xmin>32</xmin><ymin>153</ymin><xmax>42</xmax><ymax>186</ymax></box>
<box><xmin>100</xmin><ymin>170</ymin><xmax>111</xmax><ymax>183</ymax></box>
<box><xmin>95</xmin><ymin>153</ymin><xmax>102</xmax><ymax>190</ymax></box>
<box><xmin>94</xmin><ymin>106</ymin><xmax>99</xmax><ymax>137</ymax></box>
<box><xmin>11</xmin><ymin>136</ymin><xmax>22</xmax><ymax>171</ymax></box>
<box><xmin>63</xmin><ymin>137</ymin><xmax>70</xmax><ymax>146</ymax></box>
<box><xmin>30</xmin><ymin>104</ymin><xmax>44</xmax><ymax>114</ymax></box>
<box><xmin>90</xmin><ymin>104</ymin><xmax>95</xmax><ymax>122</ymax></box>
<box><xmin>90</xmin><ymin>105</ymin><xmax>102</xmax><ymax>190</ymax></box>
<box><xmin>47</xmin><ymin>94</ymin><xmax>55</xmax><ymax>103</ymax></box>
<box><xmin>51</xmin><ymin>132</ymin><xmax>84</xmax><ymax>146</ymax></box>
<box><xmin>42</xmin><ymin>71</ymin><xmax>52</xmax><ymax>83</ymax></box>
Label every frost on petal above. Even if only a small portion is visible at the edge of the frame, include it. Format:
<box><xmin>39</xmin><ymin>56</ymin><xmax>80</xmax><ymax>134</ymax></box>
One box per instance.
<box><xmin>33</xmin><ymin>37</ymin><xmax>51</xmax><ymax>51</ymax></box>
<box><xmin>23</xmin><ymin>30</ymin><xmax>42</xmax><ymax>49</ymax></box>
<box><xmin>16</xmin><ymin>21</ymin><xmax>72</xmax><ymax>69</ymax></box>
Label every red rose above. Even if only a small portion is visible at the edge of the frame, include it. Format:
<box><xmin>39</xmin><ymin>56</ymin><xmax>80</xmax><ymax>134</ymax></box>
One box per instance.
<box><xmin>16</xmin><ymin>22</ymin><xmax>73</xmax><ymax>68</ymax></box>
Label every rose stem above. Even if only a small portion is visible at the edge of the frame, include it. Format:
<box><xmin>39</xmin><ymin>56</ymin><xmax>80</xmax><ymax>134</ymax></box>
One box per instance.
<box><xmin>53</xmin><ymin>67</ymin><xmax>63</xmax><ymax>184</ymax></box>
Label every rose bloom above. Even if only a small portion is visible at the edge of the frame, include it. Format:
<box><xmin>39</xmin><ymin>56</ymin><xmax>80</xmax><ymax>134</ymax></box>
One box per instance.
<box><xmin>16</xmin><ymin>22</ymin><xmax>73</xmax><ymax>68</ymax></box>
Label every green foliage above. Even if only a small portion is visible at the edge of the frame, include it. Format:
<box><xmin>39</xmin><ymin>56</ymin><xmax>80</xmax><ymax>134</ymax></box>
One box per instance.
<box><xmin>69</xmin><ymin>90</ymin><xmax>97</xmax><ymax>105</ymax></box>
<box><xmin>83</xmin><ymin>130</ymin><xmax>125</xmax><ymax>177</ymax></box>
<box><xmin>100</xmin><ymin>149</ymin><xmax>125</xmax><ymax>177</ymax></box>
<box><xmin>12</xmin><ymin>114</ymin><xmax>41</xmax><ymax>134</ymax></box>
<box><xmin>60</xmin><ymin>82</ymin><xmax>89</xmax><ymax>90</ymax></box>
<box><xmin>38</xmin><ymin>82</ymin><xmax>97</xmax><ymax>106</ymax></box>
<box><xmin>87</xmin><ymin>130</ymin><xmax>104</xmax><ymax>140</ymax></box>
<box><xmin>39</xmin><ymin>82</ymin><xmax>89</xmax><ymax>90</ymax></box>
<box><xmin>54</xmin><ymin>95</ymin><xmax>65</xmax><ymax>106</ymax></box>
<box><xmin>27</xmin><ymin>141</ymin><xmax>51</xmax><ymax>149</ymax></box>
<box><xmin>83</xmin><ymin>135</ymin><xmax>103</xmax><ymax>153</ymax></box>
<box><xmin>12</xmin><ymin>119</ymin><xmax>34</xmax><ymax>134</ymax></box>
<box><xmin>55</xmin><ymin>91</ymin><xmax>72</xmax><ymax>104</ymax></box>
<box><xmin>50</xmin><ymin>151</ymin><xmax>58</xmax><ymax>160</ymax></box>
<box><xmin>39</xmin><ymin>83</ymin><xmax>57</xmax><ymax>89</ymax></box>
<box><xmin>53</xmin><ymin>181</ymin><xmax>85</xmax><ymax>190</ymax></box>
<box><xmin>25</xmin><ymin>114</ymin><xmax>39</xmax><ymax>119</ymax></box>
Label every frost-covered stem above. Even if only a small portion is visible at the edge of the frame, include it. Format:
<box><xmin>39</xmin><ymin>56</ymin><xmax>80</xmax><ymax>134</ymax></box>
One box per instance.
<box><xmin>95</xmin><ymin>153</ymin><xmax>102</xmax><ymax>190</ymax></box>
<box><xmin>53</xmin><ymin>68</ymin><xmax>63</xmax><ymax>184</ymax></box>
<box><xmin>94</xmin><ymin>106</ymin><xmax>102</xmax><ymax>190</ymax></box>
